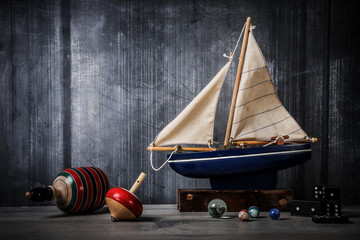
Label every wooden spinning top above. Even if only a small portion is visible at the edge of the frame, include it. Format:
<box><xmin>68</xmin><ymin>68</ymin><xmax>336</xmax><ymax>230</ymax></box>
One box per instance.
<box><xmin>105</xmin><ymin>172</ymin><xmax>146</xmax><ymax>221</ymax></box>
<box><xmin>25</xmin><ymin>167</ymin><xmax>109</xmax><ymax>214</ymax></box>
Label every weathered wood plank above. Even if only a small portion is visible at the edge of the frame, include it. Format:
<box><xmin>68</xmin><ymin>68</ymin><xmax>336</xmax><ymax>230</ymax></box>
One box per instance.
<box><xmin>0</xmin><ymin>0</ymin><xmax>13</xmax><ymax>207</ymax></box>
<box><xmin>327</xmin><ymin>0</ymin><xmax>360</xmax><ymax>204</ymax></box>
<box><xmin>0</xmin><ymin>0</ymin><xmax>67</xmax><ymax>206</ymax></box>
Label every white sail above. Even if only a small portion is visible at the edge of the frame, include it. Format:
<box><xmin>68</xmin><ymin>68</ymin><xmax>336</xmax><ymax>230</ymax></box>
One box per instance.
<box><xmin>230</xmin><ymin>30</ymin><xmax>309</xmax><ymax>141</ymax></box>
<box><xmin>152</xmin><ymin>61</ymin><xmax>231</xmax><ymax>147</ymax></box>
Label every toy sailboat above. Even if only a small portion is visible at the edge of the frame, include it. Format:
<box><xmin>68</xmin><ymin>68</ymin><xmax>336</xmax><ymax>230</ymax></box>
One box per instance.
<box><xmin>147</xmin><ymin>17</ymin><xmax>317</xmax><ymax>190</ymax></box>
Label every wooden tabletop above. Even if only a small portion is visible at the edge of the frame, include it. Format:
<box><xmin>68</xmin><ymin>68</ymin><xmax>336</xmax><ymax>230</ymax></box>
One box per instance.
<box><xmin>1</xmin><ymin>205</ymin><xmax>359</xmax><ymax>239</ymax></box>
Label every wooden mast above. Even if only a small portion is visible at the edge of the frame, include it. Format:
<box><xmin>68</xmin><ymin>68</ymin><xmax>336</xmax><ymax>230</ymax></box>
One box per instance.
<box><xmin>223</xmin><ymin>17</ymin><xmax>252</xmax><ymax>148</ymax></box>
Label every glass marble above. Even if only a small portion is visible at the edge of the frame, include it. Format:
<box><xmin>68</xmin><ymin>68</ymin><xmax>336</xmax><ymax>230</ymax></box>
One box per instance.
<box><xmin>207</xmin><ymin>199</ymin><xmax>227</xmax><ymax>218</ymax></box>
<box><xmin>269</xmin><ymin>208</ymin><xmax>280</xmax><ymax>220</ymax></box>
<box><xmin>238</xmin><ymin>209</ymin><xmax>250</xmax><ymax>221</ymax></box>
<box><xmin>248</xmin><ymin>206</ymin><xmax>260</xmax><ymax>218</ymax></box>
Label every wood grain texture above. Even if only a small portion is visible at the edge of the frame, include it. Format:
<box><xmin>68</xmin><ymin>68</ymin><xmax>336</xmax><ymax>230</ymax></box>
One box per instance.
<box><xmin>1</xmin><ymin>0</ymin><xmax>359</xmax><ymax>206</ymax></box>
<box><xmin>1</xmin><ymin>205</ymin><xmax>360</xmax><ymax>239</ymax></box>
<box><xmin>177</xmin><ymin>189</ymin><xmax>293</xmax><ymax>212</ymax></box>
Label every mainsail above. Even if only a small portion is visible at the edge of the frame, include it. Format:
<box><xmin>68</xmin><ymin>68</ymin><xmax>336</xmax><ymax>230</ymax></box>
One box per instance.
<box><xmin>151</xmin><ymin>61</ymin><xmax>231</xmax><ymax>147</ymax></box>
<box><xmin>230</xmin><ymin>30</ymin><xmax>308</xmax><ymax>142</ymax></box>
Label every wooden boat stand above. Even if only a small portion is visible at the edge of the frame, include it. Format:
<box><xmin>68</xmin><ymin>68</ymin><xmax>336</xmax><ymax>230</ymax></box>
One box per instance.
<box><xmin>177</xmin><ymin>189</ymin><xmax>293</xmax><ymax>212</ymax></box>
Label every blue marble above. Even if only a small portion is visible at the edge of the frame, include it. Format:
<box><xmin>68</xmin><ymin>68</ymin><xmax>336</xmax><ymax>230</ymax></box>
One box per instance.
<box><xmin>269</xmin><ymin>208</ymin><xmax>281</xmax><ymax>220</ymax></box>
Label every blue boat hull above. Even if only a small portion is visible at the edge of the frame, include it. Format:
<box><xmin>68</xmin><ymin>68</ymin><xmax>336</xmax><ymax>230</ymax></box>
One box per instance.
<box><xmin>168</xmin><ymin>143</ymin><xmax>311</xmax><ymax>189</ymax></box>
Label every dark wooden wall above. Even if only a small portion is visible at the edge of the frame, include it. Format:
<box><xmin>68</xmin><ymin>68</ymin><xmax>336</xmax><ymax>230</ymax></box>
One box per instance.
<box><xmin>1</xmin><ymin>0</ymin><xmax>359</xmax><ymax>206</ymax></box>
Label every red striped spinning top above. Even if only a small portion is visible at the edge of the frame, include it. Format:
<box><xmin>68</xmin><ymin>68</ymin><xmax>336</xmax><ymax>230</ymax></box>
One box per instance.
<box><xmin>25</xmin><ymin>166</ymin><xmax>110</xmax><ymax>214</ymax></box>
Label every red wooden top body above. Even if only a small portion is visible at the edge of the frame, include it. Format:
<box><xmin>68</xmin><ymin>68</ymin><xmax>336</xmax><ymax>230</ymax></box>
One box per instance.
<box><xmin>105</xmin><ymin>187</ymin><xmax>143</xmax><ymax>218</ymax></box>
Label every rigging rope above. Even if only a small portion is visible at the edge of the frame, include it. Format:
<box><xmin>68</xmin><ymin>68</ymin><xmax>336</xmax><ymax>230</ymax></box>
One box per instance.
<box><xmin>208</xmin><ymin>140</ymin><xmax>215</xmax><ymax>151</ymax></box>
<box><xmin>223</xmin><ymin>22</ymin><xmax>247</xmax><ymax>60</ymax></box>
<box><xmin>149</xmin><ymin>144</ymin><xmax>178</xmax><ymax>171</ymax></box>
<box><xmin>263</xmin><ymin>136</ymin><xmax>283</xmax><ymax>147</ymax></box>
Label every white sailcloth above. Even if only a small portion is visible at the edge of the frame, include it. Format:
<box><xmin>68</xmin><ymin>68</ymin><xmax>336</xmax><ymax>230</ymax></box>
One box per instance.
<box><xmin>152</xmin><ymin>61</ymin><xmax>231</xmax><ymax>147</ymax></box>
<box><xmin>230</xmin><ymin>30</ymin><xmax>308</xmax><ymax>141</ymax></box>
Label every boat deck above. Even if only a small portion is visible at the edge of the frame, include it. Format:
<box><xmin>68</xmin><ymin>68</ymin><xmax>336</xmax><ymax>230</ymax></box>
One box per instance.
<box><xmin>1</xmin><ymin>204</ymin><xmax>359</xmax><ymax>239</ymax></box>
